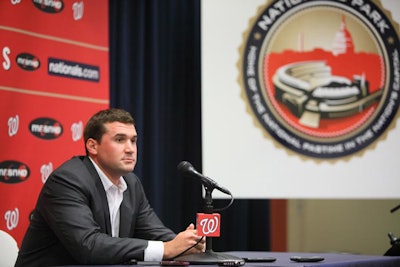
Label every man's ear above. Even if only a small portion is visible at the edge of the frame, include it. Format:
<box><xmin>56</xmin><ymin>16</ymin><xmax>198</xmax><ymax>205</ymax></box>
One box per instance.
<box><xmin>86</xmin><ymin>138</ymin><xmax>98</xmax><ymax>155</ymax></box>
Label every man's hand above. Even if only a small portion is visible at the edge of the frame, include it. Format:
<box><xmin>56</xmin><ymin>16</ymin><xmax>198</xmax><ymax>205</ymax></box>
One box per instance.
<box><xmin>163</xmin><ymin>223</ymin><xmax>206</xmax><ymax>259</ymax></box>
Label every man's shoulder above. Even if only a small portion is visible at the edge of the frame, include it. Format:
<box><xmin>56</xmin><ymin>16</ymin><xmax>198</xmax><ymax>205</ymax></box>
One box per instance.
<box><xmin>50</xmin><ymin>156</ymin><xmax>94</xmax><ymax>183</ymax></box>
<box><xmin>57</xmin><ymin>156</ymin><xmax>88</xmax><ymax>170</ymax></box>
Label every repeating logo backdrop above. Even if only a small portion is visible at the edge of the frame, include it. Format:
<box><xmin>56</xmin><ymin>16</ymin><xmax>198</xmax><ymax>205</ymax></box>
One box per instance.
<box><xmin>0</xmin><ymin>0</ymin><xmax>109</xmax><ymax>246</ymax></box>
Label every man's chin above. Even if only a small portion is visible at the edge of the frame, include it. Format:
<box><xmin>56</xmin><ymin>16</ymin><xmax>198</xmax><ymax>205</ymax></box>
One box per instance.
<box><xmin>123</xmin><ymin>164</ymin><xmax>135</xmax><ymax>173</ymax></box>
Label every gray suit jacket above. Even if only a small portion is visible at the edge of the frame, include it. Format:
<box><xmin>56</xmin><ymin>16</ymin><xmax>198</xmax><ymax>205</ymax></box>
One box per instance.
<box><xmin>15</xmin><ymin>156</ymin><xmax>176</xmax><ymax>267</ymax></box>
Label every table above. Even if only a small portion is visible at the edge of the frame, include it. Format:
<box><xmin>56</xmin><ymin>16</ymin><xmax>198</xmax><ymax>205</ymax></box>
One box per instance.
<box><xmin>231</xmin><ymin>251</ymin><xmax>400</xmax><ymax>266</ymax></box>
<box><xmin>62</xmin><ymin>251</ymin><xmax>400</xmax><ymax>267</ymax></box>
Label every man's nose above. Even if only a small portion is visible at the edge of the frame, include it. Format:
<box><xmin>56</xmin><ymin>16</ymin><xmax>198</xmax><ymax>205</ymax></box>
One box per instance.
<box><xmin>125</xmin><ymin>141</ymin><xmax>135</xmax><ymax>151</ymax></box>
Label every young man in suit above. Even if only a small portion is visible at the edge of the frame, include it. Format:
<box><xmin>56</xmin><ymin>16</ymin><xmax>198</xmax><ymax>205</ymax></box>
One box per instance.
<box><xmin>15</xmin><ymin>108</ymin><xmax>205</xmax><ymax>267</ymax></box>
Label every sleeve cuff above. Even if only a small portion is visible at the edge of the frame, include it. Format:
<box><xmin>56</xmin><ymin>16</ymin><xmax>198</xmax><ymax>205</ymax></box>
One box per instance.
<box><xmin>144</xmin><ymin>240</ymin><xmax>164</xmax><ymax>261</ymax></box>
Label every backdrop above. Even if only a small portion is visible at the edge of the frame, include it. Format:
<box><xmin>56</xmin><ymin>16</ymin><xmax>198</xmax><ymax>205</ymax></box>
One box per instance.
<box><xmin>201</xmin><ymin>0</ymin><xmax>400</xmax><ymax>199</ymax></box>
<box><xmin>0</xmin><ymin>0</ymin><xmax>109</xmax><ymax>246</ymax></box>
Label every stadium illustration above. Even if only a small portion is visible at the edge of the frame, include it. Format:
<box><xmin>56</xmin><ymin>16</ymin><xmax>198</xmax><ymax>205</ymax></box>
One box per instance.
<box><xmin>272</xmin><ymin>61</ymin><xmax>383</xmax><ymax>128</ymax></box>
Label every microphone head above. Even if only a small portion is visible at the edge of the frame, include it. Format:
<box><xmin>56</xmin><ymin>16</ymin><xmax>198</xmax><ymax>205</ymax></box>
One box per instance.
<box><xmin>177</xmin><ymin>161</ymin><xmax>231</xmax><ymax>195</ymax></box>
<box><xmin>177</xmin><ymin>161</ymin><xmax>195</xmax><ymax>173</ymax></box>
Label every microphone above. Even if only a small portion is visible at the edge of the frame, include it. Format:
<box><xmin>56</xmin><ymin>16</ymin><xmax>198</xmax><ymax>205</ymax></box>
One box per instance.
<box><xmin>177</xmin><ymin>161</ymin><xmax>231</xmax><ymax>195</ymax></box>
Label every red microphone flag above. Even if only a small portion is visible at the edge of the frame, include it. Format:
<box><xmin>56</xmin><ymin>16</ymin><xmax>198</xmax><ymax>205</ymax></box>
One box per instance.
<box><xmin>196</xmin><ymin>213</ymin><xmax>221</xmax><ymax>237</ymax></box>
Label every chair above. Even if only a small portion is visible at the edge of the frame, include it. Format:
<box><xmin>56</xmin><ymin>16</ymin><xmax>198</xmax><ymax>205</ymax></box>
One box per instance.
<box><xmin>0</xmin><ymin>230</ymin><xmax>19</xmax><ymax>267</ymax></box>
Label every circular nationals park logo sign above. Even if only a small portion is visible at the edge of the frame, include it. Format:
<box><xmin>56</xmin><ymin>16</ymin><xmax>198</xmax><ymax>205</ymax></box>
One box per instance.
<box><xmin>239</xmin><ymin>0</ymin><xmax>400</xmax><ymax>159</ymax></box>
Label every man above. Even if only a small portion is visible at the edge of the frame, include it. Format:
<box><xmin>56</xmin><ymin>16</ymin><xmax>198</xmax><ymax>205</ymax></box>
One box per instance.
<box><xmin>15</xmin><ymin>108</ymin><xmax>205</xmax><ymax>267</ymax></box>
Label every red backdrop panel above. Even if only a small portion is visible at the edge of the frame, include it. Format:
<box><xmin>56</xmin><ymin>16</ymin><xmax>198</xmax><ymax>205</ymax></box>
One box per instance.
<box><xmin>0</xmin><ymin>0</ymin><xmax>109</xmax><ymax>246</ymax></box>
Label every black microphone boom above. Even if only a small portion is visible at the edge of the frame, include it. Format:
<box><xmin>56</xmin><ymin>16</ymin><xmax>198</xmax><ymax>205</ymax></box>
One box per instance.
<box><xmin>177</xmin><ymin>161</ymin><xmax>231</xmax><ymax>195</ymax></box>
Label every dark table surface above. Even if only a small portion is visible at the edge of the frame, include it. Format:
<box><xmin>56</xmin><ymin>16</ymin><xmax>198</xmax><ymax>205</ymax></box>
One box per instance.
<box><xmin>61</xmin><ymin>251</ymin><xmax>400</xmax><ymax>267</ymax></box>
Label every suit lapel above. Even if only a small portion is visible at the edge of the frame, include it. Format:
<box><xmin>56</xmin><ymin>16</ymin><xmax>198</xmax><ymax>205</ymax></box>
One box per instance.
<box><xmin>82</xmin><ymin>156</ymin><xmax>112</xmax><ymax>236</ymax></box>
<box><xmin>119</xmin><ymin>185</ymin><xmax>133</xmax><ymax>237</ymax></box>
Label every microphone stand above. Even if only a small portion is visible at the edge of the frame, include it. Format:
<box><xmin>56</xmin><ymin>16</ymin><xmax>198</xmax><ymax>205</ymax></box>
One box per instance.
<box><xmin>384</xmin><ymin>203</ymin><xmax>400</xmax><ymax>256</ymax></box>
<box><xmin>174</xmin><ymin>185</ymin><xmax>245</xmax><ymax>264</ymax></box>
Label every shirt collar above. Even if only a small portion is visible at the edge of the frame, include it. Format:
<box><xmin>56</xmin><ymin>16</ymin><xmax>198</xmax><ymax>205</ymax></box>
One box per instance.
<box><xmin>89</xmin><ymin>157</ymin><xmax>127</xmax><ymax>192</ymax></box>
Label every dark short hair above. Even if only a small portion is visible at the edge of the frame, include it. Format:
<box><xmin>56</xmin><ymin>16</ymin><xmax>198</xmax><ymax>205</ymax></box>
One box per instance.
<box><xmin>84</xmin><ymin>108</ymin><xmax>135</xmax><ymax>154</ymax></box>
